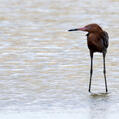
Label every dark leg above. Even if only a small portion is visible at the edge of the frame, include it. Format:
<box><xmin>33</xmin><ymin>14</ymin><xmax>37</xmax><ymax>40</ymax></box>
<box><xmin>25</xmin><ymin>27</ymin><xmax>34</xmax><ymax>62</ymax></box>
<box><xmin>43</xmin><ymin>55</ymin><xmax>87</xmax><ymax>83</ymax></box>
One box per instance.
<box><xmin>89</xmin><ymin>51</ymin><xmax>93</xmax><ymax>92</ymax></box>
<box><xmin>103</xmin><ymin>52</ymin><xmax>108</xmax><ymax>92</ymax></box>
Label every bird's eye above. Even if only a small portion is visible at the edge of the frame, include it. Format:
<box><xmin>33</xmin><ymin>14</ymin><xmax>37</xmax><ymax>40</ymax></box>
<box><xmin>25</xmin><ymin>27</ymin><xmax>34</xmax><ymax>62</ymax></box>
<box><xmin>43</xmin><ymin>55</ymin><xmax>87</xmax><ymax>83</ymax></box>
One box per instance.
<box><xmin>87</xmin><ymin>26</ymin><xmax>91</xmax><ymax>29</ymax></box>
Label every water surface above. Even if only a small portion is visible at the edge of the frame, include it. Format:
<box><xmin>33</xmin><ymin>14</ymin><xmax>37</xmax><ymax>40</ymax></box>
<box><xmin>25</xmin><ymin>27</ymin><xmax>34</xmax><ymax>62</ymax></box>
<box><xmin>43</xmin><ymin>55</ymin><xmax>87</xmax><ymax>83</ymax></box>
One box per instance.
<box><xmin>0</xmin><ymin>0</ymin><xmax>119</xmax><ymax>119</ymax></box>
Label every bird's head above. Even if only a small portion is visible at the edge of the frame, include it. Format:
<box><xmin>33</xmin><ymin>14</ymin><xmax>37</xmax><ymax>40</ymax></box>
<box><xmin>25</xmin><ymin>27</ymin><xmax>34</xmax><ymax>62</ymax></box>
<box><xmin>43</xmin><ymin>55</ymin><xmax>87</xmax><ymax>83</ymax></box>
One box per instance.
<box><xmin>68</xmin><ymin>24</ymin><xmax>103</xmax><ymax>33</ymax></box>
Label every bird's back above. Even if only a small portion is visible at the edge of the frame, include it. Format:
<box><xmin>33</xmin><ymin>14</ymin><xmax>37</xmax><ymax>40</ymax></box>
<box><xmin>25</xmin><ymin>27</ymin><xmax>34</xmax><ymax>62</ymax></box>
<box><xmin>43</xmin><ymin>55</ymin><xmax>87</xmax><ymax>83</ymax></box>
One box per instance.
<box><xmin>101</xmin><ymin>31</ymin><xmax>109</xmax><ymax>49</ymax></box>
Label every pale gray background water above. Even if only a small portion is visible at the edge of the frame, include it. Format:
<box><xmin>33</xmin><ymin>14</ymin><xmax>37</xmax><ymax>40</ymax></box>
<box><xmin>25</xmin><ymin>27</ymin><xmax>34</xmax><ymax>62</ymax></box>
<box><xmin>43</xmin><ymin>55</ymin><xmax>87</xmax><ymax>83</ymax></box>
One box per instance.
<box><xmin>0</xmin><ymin>0</ymin><xmax>119</xmax><ymax>119</ymax></box>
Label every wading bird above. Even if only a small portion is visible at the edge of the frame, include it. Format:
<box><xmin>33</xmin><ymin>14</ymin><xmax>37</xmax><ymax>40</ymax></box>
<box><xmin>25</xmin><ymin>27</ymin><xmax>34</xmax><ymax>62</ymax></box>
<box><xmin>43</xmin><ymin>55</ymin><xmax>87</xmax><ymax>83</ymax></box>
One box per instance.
<box><xmin>68</xmin><ymin>24</ymin><xmax>109</xmax><ymax>92</ymax></box>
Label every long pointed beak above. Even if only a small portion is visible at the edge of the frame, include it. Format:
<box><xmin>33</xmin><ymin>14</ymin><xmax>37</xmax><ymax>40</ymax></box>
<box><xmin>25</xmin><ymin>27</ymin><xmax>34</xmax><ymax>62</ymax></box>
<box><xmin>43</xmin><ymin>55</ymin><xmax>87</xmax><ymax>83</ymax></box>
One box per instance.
<box><xmin>78</xmin><ymin>27</ymin><xmax>87</xmax><ymax>31</ymax></box>
<box><xmin>68</xmin><ymin>28</ymin><xmax>79</xmax><ymax>32</ymax></box>
<box><xmin>68</xmin><ymin>27</ymin><xmax>87</xmax><ymax>32</ymax></box>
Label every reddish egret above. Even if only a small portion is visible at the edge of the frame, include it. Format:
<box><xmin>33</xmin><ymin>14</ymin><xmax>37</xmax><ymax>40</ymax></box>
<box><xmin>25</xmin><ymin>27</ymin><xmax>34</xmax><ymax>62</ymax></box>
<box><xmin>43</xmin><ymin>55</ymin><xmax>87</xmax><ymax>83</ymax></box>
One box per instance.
<box><xmin>68</xmin><ymin>24</ymin><xmax>109</xmax><ymax>92</ymax></box>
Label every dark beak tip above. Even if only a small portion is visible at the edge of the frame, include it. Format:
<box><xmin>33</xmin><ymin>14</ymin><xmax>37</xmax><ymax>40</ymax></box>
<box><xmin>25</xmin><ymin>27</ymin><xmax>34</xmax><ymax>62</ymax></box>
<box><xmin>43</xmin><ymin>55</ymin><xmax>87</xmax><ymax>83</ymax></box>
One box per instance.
<box><xmin>68</xmin><ymin>29</ymin><xmax>72</xmax><ymax>32</ymax></box>
<box><xmin>68</xmin><ymin>29</ymin><xmax>78</xmax><ymax>32</ymax></box>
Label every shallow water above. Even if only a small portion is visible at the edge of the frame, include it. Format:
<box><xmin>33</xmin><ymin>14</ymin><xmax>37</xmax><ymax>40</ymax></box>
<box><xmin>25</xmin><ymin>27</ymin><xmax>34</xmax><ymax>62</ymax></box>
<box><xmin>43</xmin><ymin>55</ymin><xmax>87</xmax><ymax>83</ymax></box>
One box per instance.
<box><xmin>0</xmin><ymin>0</ymin><xmax>119</xmax><ymax>118</ymax></box>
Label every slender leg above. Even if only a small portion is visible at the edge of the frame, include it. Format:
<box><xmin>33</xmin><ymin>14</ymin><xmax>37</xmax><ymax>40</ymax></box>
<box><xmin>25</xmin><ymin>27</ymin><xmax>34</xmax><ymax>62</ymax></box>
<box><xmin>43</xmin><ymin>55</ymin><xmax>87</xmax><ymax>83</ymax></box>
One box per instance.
<box><xmin>89</xmin><ymin>51</ymin><xmax>93</xmax><ymax>92</ymax></box>
<box><xmin>103</xmin><ymin>52</ymin><xmax>108</xmax><ymax>92</ymax></box>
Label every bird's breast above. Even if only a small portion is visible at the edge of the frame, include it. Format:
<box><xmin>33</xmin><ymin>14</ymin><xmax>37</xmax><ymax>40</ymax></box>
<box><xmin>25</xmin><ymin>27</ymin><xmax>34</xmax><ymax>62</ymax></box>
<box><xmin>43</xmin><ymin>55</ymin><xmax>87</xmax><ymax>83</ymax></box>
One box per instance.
<box><xmin>87</xmin><ymin>34</ymin><xmax>103</xmax><ymax>52</ymax></box>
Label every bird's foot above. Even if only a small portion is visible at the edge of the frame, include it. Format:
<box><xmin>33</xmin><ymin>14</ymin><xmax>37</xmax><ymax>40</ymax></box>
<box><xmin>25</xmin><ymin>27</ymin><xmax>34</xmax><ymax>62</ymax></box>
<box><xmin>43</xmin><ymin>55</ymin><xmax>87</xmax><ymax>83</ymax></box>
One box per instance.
<box><xmin>88</xmin><ymin>89</ymin><xmax>91</xmax><ymax>93</ymax></box>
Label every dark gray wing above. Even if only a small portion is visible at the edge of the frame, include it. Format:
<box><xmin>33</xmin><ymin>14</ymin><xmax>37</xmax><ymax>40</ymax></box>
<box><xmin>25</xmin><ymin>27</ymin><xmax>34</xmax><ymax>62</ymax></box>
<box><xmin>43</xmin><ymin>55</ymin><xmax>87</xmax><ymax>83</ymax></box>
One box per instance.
<box><xmin>102</xmin><ymin>31</ymin><xmax>109</xmax><ymax>49</ymax></box>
